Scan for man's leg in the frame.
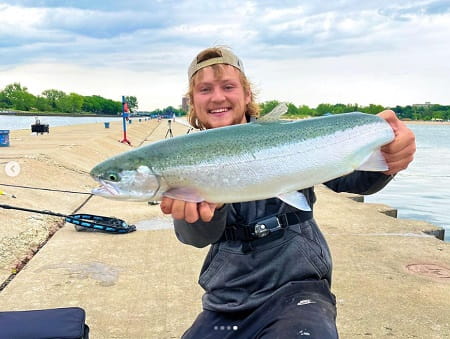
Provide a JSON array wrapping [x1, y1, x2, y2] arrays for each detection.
[[239, 280, 338, 339], [183, 280, 337, 339], [182, 309, 247, 339]]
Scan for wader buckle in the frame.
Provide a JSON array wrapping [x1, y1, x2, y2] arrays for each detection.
[[253, 216, 282, 238]]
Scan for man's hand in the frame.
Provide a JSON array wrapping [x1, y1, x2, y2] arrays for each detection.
[[377, 110, 416, 175], [160, 197, 223, 223]]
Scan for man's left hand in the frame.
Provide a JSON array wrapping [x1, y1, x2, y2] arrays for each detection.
[[377, 110, 416, 175]]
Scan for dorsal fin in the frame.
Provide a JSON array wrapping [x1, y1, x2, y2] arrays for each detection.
[[258, 103, 288, 122]]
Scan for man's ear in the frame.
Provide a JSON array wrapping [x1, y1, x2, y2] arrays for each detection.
[[245, 91, 252, 105]]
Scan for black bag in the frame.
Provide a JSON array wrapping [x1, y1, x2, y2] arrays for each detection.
[[0, 307, 89, 339]]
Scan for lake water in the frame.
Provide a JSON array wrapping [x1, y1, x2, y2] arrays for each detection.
[[365, 123, 450, 241], [0, 114, 122, 131], [0, 115, 122, 132], [1, 116, 449, 241]]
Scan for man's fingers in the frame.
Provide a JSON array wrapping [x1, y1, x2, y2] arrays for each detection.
[[377, 110, 399, 127], [377, 110, 416, 175], [198, 202, 217, 222], [184, 202, 201, 223], [160, 197, 174, 214], [161, 197, 220, 223], [382, 143, 415, 163], [381, 127, 415, 154], [171, 200, 188, 220]]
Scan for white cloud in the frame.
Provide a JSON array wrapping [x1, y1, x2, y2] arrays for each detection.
[[0, 62, 187, 110], [1, 0, 449, 109]]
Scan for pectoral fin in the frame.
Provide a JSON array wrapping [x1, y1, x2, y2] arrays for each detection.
[[163, 188, 204, 203], [357, 149, 389, 171], [278, 191, 312, 211]]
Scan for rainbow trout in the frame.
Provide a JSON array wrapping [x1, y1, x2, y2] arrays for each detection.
[[90, 105, 394, 210]]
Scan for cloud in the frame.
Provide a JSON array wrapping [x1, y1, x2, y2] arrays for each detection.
[[1, 0, 449, 109], [379, 0, 450, 20]]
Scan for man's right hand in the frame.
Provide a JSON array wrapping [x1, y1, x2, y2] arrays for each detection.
[[160, 197, 222, 223]]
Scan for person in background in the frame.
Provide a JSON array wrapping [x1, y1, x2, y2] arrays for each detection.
[[161, 46, 416, 338]]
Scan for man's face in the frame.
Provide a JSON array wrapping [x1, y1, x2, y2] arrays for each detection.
[[192, 65, 251, 129]]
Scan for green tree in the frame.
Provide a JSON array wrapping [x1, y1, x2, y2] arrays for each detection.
[[2, 83, 36, 111], [57, 93, 84, 113], [361, 104, 386, 115], [298, 105, 315, 117], [315, 103, 334, 116], [42, 89, 66, 111], [35, 96, 52, 111], [0, 88, 10, 108], [286, 103, 299, 116], [82, 95, 103, 113], [102, 99, 122, 114], [125, 96, 138, 112], [332, 103, 347, 114]]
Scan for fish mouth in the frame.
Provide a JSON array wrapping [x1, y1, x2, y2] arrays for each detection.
[[92, 179, 120, 197]]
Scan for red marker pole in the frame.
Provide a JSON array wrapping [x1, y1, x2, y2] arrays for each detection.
[[120, 95, 131, 145]]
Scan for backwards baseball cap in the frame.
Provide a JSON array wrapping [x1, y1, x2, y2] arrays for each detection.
[[188, 47, 245, 80]]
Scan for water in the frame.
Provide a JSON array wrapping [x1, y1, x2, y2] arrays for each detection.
[[0, 114, 121, 131], [365, 123, 450, 241]]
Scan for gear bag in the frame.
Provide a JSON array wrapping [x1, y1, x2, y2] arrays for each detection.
[[0, 307, 89, 339]]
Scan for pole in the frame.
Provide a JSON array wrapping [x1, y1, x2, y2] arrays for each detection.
[[120, 95, 131, 145]]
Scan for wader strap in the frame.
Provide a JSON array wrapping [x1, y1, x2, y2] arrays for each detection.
[[219, 212, 312, 242]]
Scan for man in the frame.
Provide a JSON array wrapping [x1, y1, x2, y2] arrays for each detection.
[[161, 47, 416, 338]]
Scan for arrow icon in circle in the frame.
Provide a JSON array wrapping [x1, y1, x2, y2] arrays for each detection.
[[5, 161, 21, 177]]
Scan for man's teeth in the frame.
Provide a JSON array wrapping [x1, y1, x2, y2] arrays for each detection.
[[210, 108, 228, 113]]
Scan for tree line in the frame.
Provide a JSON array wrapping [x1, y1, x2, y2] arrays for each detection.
[[2, 82, 449, 120], [140, 100, 450, 122], [0, 83, 137, 115], [259, 100, 450, 121]]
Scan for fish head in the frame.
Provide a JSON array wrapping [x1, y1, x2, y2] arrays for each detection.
[[90, 155, 162, 201]]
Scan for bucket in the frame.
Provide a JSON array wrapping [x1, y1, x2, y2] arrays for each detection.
[[0, 130, 10, 147], [128, 119, 132, 124], [104, 122, 110, 129]]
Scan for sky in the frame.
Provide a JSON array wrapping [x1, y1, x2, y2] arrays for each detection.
[[1, 0, 449, 111]]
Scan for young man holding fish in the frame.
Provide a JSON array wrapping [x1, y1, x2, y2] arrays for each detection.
[[156, 46, 416, 338]]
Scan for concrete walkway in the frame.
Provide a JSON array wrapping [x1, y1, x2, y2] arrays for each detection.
[[0, 118, 449, 338]]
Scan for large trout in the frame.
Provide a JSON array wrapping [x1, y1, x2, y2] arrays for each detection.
[[90, 105, 394, 211]]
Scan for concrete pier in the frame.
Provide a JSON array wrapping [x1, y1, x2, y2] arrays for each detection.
[[0, 119, 448, 338]]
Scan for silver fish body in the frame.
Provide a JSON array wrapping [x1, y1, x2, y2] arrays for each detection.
[[90, 112, 394, 209]]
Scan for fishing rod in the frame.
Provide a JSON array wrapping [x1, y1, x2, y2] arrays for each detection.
[[0, 204, 136, 234], [0, 183, 91, 195]]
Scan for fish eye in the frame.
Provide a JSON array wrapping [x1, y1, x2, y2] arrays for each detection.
[[106, 172, 120, 182]]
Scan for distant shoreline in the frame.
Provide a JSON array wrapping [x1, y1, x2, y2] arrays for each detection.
[[0, 112, 119, 118], [2, 111, 449, 124], [404, 120, 450, 125]]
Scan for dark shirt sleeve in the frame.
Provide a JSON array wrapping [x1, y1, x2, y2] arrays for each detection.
[[173, 204, 229, 248], [324, 171, 394, 195]]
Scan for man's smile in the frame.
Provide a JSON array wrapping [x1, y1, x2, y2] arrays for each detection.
[[209, 107, 231, 114]]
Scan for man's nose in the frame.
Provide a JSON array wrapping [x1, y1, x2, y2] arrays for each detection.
[[211, 88, 226, 102]]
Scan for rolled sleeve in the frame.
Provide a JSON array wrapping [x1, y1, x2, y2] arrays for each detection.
[[324, 171, 395, 195], [173, 204, 229, 248]]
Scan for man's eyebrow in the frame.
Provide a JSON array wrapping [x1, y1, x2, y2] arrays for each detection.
[[196, 78, 238, 85]]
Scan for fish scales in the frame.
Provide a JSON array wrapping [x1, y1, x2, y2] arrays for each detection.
[[132, 113, 380, 166], [90, 112, 394, 206]]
